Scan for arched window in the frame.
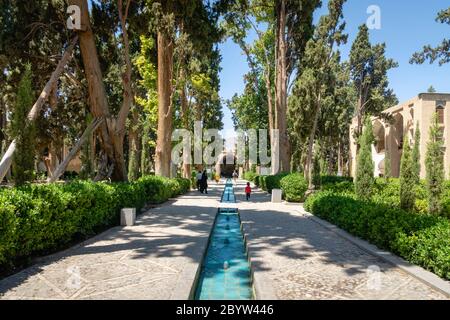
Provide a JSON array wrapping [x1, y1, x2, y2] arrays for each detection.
[[436, 105, 445, 124]]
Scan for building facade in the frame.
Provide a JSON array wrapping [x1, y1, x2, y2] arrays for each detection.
[[350, 93, 450, 179]]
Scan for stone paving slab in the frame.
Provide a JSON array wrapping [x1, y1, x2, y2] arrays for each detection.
[[0, 185, 223, 300], [234, 182, 449, 300]]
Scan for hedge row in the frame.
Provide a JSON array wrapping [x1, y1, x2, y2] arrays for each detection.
[[248, 173, 353, 200], [0, 176, 191, 272], [305, 191, 450, 280]]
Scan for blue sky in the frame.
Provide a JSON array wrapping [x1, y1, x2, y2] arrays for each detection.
[[218, 0, 450, 132]]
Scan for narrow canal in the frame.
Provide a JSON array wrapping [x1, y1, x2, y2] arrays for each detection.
[[194, 180, 254, 300]]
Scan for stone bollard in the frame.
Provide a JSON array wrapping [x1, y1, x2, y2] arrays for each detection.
[[272, 189, 282, 203], [121, 208, 136, 226]]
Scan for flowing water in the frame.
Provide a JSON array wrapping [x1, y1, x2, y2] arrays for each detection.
[[194, 180, 254, 300]]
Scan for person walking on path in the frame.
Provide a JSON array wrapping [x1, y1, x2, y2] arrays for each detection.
[[200, 170, 209, 194], [245, 182, 252, 201], [232, 170, 238, 184], [196, 171, 203, 191]]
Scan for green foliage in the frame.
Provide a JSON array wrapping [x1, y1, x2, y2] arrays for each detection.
[[400, 138, 416, 210], [11, 64, 36, 185], [128, 150, 140, 181], [280, 173, 308, 202], [260, 175, 267, 191], [355, 119, 375, 200], [312, 154, 321, 188], [264, 173, 289, 193], [254, 175, 261, 187], [411, 7, 450, 66], [244, 171, 258, 182], [412, 124, 421, 184], [305, 191, 450, 280], [0, 176, 190, 271], [426, 113, 445, 215], [384, 148, 391, 179], [321, 176, 353, 184], [350, 24, 398, 122]]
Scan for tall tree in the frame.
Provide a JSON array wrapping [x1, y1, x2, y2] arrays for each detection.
[[426, 113, 444, 215], [355, 118, 374, 201], [412, 123, 421, 184], [411, 7, 450, 66], [400, 138, 415, 211], [274, 0, 320, 173], [291, 0, 347, 187], [349, 24, 398, 149], [11, 65, 36, 185]]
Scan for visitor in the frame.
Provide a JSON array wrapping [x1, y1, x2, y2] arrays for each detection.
[[196, 170, 203, 191], [200, 170, 208, 194], [232, 170, 238, 183], [245, 182, 252, 201]]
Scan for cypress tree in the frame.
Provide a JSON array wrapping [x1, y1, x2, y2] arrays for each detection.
[[355, 118, 375, 201], [400, 138, 415, 210], [11, 64, 36, 185], [412, 123, 421, 184], [141, 122, 152, 176], [128, 149, 140, 181], [312, 153, 321, 189], [425, 113, 444, 215], [384, 147, 391, 180]]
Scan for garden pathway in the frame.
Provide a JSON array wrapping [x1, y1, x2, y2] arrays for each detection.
[[1, 180, 448, 300], [0, 183, 223, 300], [235, 181, 448, 300]]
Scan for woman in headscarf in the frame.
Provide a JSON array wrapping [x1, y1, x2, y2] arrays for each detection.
[[200, 170, 208, 194]]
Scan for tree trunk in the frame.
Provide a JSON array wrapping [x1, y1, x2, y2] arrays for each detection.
[[69, 0, 132, 182], [70, 0, 120, 181], [275, 0, 291, 173], [0, 37, 78, 183], [155, 29, 174, 177], [48, 117, 104, 183]]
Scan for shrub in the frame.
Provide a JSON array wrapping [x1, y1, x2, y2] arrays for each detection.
[[254, 175, 261, 187], [412, 123, 421, 185], [0, 176, 189, 272], [305, 191, 450, 280], [264, 173, 289, 193], [260, 176, 268, 191], [400, 138, 416, 210], [426, 113, 444, 215], [280, 173, 308, 202], [321, 176, 353, 185], [244, 171, 257, 182]]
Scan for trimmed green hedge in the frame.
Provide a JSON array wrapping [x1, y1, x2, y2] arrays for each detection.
[[280, 173, 308, 202], [0, 176, 190, 272], [305, 191, 450, 280], [254, 175, 261, 187], [256, 173, 289, 193]]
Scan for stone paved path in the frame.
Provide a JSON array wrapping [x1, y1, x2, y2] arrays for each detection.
[[1, 179, 448, 300], [234, 182, 448, 300], [0, 184, 223, 300]]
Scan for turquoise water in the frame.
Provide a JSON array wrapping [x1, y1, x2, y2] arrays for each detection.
[[221, 183, 236, 203], [194, 181, 254, 300]]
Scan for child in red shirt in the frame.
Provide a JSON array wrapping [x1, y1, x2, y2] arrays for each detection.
[[245, 182, 252, 201]]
